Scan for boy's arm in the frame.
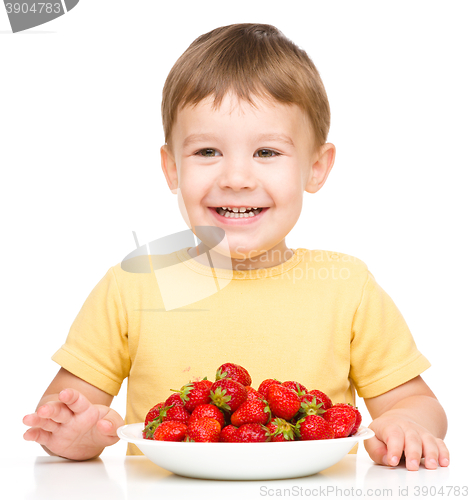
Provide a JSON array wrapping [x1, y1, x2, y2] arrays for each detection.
[[23, 368, 124, 460], [363, 375, 449, 471]]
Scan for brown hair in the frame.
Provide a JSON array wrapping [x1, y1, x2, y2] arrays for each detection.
[[161, 23, 330, 153]]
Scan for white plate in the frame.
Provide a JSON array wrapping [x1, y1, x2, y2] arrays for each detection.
[[117, 423, 375, 480]]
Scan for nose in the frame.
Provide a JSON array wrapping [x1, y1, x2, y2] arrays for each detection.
[[217, 156, 258, 191]]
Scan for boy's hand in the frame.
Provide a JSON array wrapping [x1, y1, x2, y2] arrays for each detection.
[[363, 376, 450, 471], [365, 412, 450, 470], [23, 388, 124, 461]]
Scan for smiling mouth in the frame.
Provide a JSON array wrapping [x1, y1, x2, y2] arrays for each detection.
[[213, 207, 264, 218]]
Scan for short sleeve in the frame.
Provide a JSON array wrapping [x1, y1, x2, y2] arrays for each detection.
[[51, 267, 130, 396], [350, 271, 431, 399]]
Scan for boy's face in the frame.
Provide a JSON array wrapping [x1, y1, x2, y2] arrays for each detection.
[[161, 93, 335, 267]]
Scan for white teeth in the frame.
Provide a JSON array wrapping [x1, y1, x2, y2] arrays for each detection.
[[220, 206, 256, 212], [216, 207, 262, 217]]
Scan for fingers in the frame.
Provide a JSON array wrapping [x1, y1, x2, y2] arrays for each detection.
[[22, 389, 92, 444], [22, 398, 76, 434], [363, 434, 389, 465], [368, 421, 450, 471], [38, 401, 74, 424], [401, 429, 422, 471], [423, 436, 450, 469], [95, 408, 125, 444], [23, 389, 91, 427], [58, 388, 92, 414], [96, 419, 117, 437], [23, 426, 52, 448], [381, 424, 405, 468], [23, 412, 61, 433]]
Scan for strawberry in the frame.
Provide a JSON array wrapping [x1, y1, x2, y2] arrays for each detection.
[[266, 384, 301, 421], [220, 424, 239, 443], [210, 379, 248, 412], [233, 423, 270, 443], [298, 393, 326, 418], [171, 380, 212, 412], [198, 378, 214, 391], [164, 392, 185, 408], [281, 381, 307, 397], [330, 403, 362, 436], [322, 404, 356, 438], [245, 386, 264, 401], [184, 417, 221, 442], [145, 421, 187, 441], [231, 398, 271, 427], [144, 402, 165, 426], [295, 415, 335, 440], [161, 405, 191, 425], [308, 389, 332, 410], [267, 418, 296, 442], [189, 403, 225, 428], [216, 362, 252, 386], [258, 379, 281, 398]]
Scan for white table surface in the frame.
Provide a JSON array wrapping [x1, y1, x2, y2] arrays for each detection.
[[4, 449, 467, 500]]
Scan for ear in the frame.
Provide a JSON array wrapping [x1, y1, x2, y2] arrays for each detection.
[[160, 145, 179, 194], [304, 143, 336, 194]]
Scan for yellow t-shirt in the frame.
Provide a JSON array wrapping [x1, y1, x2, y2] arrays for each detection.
[[52, 248, 431, 455]]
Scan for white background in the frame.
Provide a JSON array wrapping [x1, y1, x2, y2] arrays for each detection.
[[1, 0, 468, 467]]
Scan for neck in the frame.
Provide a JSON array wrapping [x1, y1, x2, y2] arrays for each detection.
[[187, 241, 294, 271]]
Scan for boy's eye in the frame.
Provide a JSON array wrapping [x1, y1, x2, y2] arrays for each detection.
[[195, 148, 280, 158], [196, 148, 220, 157], [256, 149, 279, 158]]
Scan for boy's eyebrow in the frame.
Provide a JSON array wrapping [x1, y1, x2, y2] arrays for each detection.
[[182, 133, 295, 148]]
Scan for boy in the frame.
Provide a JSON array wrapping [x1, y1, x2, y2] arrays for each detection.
[[23, 23, 449, 471]]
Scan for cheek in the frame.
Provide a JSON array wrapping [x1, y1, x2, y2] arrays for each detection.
[[270, 174, 304, 207], [179, 174, 212, 207]]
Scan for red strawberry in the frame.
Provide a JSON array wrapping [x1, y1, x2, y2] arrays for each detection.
[[216, 363, 252, 386], [298, 393, 326, 417], [322, 404, 356, 438], [198, 378, 214, 391], [266, 384, 301, 421], [245, 386, 264, 401], [258, 379, 281, 398], [267, 418, 296, 442], [231, 399, 271, 427], [161, 405, 191, 425], [144, 402, 165, 426], [189, 404, 225, 428], [330, 403, 362, 436], [171, 380, 212, 412], [145, 421, 187, 441], [308, 389, 332, 410], [233, 423, 270, 443], [184, 417, 221, 442], [220, 424, 239, 443], [210, 379, 248, 412], [164, 393, 185, 408], [295, 415, 335, 440], [282, 381, 307, 397]]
